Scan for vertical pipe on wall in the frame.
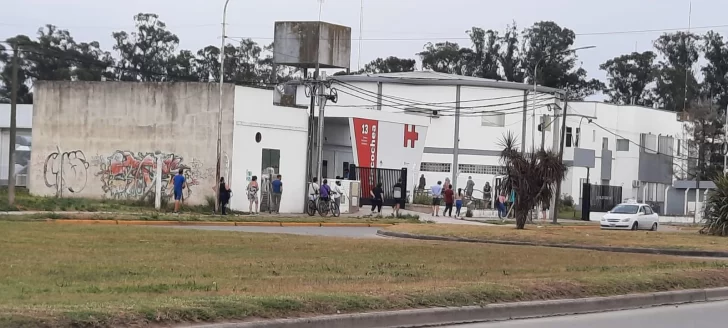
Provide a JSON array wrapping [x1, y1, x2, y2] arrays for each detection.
[[452, 85, 461, 190]]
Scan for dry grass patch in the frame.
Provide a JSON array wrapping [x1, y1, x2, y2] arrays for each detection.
[[386, 224, 728, 251], [1, 222, 728, 327]]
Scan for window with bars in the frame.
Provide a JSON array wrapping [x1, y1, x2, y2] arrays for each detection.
[[458, 164, 507, 175], [420, 162, 452, 173]]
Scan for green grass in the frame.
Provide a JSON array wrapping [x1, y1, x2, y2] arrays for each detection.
[[386, 224, 728, 252], [2, 222, 728, 327]]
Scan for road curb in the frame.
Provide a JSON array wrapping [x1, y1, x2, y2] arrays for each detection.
[[377, 230, 728, 258], [44, 219, 393, 228], [187, 287, 728, 328]]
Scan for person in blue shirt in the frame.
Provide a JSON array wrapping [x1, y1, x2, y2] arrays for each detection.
[[271, 175, 283, 214], [167, 168, 187, 214], [319, 179, 331, 201]]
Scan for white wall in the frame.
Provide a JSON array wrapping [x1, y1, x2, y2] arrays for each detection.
[[231, 86, 308, 213]]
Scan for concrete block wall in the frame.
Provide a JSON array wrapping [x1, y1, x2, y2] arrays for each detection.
[[30, 81, 235, 205]]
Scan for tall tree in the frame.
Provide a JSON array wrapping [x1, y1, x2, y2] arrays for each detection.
[[521, 21, 603, 99], [462, 27, 501, 79], [362, 56, 416, 74], [499, 22, 524, 83], [652, 32, 700, 112], [702, 31, 728, 111], [418, 41, 467, 74], [112, 13, 180, 81], [73, 41, 116, 81], [600, 51, 657, 106], [195, 45, 220, 82], [166, 50, 200, 82], [0, 36, 33, 104]]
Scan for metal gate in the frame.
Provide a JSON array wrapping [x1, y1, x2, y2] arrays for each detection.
[[585, 183, 622, 212], [352, 167, 408, 207]]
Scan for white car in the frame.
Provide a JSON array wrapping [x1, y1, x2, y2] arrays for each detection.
[[600, 202, 659, 231]]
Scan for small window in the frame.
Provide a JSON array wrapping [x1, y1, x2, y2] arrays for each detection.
[[482, 112, 505, 127], [677, 139, 682, 156], [602, 137, 609, 150], [566, 127, 573, 147], [616, 139, 630, 152], [575, 128, 581, 147], [592, 130, 596, 142]]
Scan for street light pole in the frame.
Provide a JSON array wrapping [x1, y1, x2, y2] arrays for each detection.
[[216, 0, 231, 214]]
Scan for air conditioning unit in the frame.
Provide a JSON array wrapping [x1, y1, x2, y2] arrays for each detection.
[[632, 180, 641, 188]]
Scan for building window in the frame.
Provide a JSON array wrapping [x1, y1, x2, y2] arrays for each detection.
[[566, 127, 573, 147], [592, 130, 596, 142], [641, 133, 657, 153], [458, 164, 506, 175], [616, 139, 629, 152], [420, 162, 451, 173], [602, 137, 609, 150], [481, 112, 505, 127], [658, 135, 673, 155], [677, 139, 682, 156]]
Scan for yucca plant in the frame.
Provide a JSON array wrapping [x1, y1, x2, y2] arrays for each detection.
[[701, 174, 728, 236], [499, 132, 567, 229]]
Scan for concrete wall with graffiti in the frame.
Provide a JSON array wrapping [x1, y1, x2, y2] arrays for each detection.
[[29, 81, 235, 205]]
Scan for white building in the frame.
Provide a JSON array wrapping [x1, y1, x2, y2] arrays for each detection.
[[22, 73, 690, 215], [0, 104, 32, 186]]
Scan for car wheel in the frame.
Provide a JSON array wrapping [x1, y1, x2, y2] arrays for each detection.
[[631, 222, 639, 231], [651, 222, 658, 231]]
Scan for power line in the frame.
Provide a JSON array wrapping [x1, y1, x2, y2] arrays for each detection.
[[332, 79, 555, 111], [588, 120, 689, 161], [332, 86, 553, 117], [225, 23, 728, 42]]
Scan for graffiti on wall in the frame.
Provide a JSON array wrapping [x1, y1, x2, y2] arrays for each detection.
[[44, 148, 90, 197], [95, 151, 201, 200]]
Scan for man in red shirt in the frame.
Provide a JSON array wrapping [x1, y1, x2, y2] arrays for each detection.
[[443, 185, 455, 217]]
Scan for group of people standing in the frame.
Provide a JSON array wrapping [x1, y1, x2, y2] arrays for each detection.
[[429, 180, 466, 218], [210, 174, 285, 215]]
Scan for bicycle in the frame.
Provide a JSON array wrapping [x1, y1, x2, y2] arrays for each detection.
[[316, 197, 340, 217], [306, 196, 319, 216]]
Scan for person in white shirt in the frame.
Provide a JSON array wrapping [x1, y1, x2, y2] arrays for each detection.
[[332, 180, 345, 208], [308, 177, 320, 201]]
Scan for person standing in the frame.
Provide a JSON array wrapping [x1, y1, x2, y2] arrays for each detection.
[[430, 181, 443, 217], [497, 193, 507, 218], [443, 177, 451, 191], [370, 182, 384, 215], [246, 176, 259, 214], [483, 182, 492, 209], [443, 185, 455, 217], [466, 176, 475, 198], [271, 175, 283, 214], [418, 174, 426, 190], [212, 177, 231, 215], [308, 177, 320, 201], [392, 178, 403, 217], [455, 188, 464, 218], [332, 180, 345, 210], [168, 168, 187, 214]]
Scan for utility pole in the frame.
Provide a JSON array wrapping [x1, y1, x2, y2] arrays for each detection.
[[552, 89, 569, 224], [452, 85, 461, 189], [540, 114, 546, 150], [8, 46, 19, 205], [520, 91, 528, 154], [315, 81, 327, 182]]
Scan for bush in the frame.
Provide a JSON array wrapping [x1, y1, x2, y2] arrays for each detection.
[[701, 175, 728, 236], [560, 194, 574, 209], [413, 192, 432, 205]]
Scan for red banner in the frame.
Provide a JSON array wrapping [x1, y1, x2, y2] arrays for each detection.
[[352, 118, 379, 169]]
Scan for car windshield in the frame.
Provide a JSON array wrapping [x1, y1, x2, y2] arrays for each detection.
[[610, 204, 639, 214]]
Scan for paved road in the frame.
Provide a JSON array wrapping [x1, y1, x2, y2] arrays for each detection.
[[444, 301, 728, 328], [168, 226, 382, 238]]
